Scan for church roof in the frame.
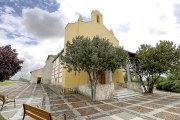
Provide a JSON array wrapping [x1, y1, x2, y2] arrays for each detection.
[[30, 68, 43, 73], [46, 55, 56, 61], [91, 10, 102, 15]]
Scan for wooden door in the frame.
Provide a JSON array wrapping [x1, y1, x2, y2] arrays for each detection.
[[98, 71, 105, 84]]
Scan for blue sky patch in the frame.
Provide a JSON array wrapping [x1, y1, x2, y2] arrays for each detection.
[[0, 0, 60, 16], [23, 40, 38, 46], [117, 23, 130, 33], [0, 0, 59, 46]]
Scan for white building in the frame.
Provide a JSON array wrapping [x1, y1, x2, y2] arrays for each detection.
[[30, 55, 55, 84]]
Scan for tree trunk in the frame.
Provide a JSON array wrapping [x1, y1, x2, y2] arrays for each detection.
[[148, 79, 154, 93], [138, 75, 148, 93], [88, 71, 98, 102], [148, 83, 154, 93], [91, 80, 97, 102]]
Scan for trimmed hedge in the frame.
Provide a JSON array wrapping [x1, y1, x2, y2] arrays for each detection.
[[156, 80, 180, 93]]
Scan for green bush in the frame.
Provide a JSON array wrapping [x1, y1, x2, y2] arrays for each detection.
[[156, 82, 164, 90], [167, 72, 180, 81], [171, 80, 180, 93], [156, 76, 166, 85], [156, 80, 180, 93]]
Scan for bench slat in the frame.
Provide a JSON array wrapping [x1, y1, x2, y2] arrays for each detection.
[[1, 94, 16, 111], [0, 95, 5, 102], [23, 104, 50, 119], [26, 111, 45, 120]]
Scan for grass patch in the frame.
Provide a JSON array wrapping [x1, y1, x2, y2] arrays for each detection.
[[0, 80, 16, 86], [0, 114, 5, 120]]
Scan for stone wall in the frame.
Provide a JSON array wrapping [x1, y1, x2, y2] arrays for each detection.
[[48, 84, 79, 95], [127, 81, 143, 93], [48, 84, 64, 95], [47, 82, 115, 100], [78, 83, 114, 100], [42, 56, 54, 84]]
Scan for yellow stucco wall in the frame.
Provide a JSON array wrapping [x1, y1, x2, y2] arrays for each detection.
[[112, 69, 124, 83], [53, 10, 124, 88], [65, 22, 119, 48], [62, 70, 88, 88]]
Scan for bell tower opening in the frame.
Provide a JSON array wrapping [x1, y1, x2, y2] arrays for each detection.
[[97, 15, 100, 23], [91, 10, 103, 24]]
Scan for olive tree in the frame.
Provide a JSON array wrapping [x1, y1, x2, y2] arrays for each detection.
[[61, 36, 128, 101]]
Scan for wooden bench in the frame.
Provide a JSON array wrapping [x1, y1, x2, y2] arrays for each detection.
[[23, 104, 66, 120], [0, 94, 16, 111]]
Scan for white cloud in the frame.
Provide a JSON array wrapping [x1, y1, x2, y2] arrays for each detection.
[[0, 14, 22, 32], [0, 8, 65, 80], [21, 8, 67, 40], [57, 0, 180, 52], [12, 39, 64, 79], [0, 6, 15, 14], [1, 0, 180, 79], [0, 32, 64, 79], [173, 3, 180, 24]]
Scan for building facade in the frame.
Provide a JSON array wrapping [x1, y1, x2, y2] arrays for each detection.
[[51, 10, 124, 100], [42, 55, 56, 84], [30, 68, 44, 84], [30, 55, 55, 84]]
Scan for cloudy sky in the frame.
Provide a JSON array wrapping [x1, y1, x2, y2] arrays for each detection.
[[0, 0, 180, 79]]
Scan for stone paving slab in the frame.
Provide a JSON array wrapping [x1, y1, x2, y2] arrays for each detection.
[[154, 111, 180, 120], [97, 104, 118, 111], [1, 82, 180, 120], [140, 103, 164, 109], [166, 107, 180, 114], [77, 107, 100, 116], [113, 102, 132, 107], [0, 84, 45, 120], [95, 112, 146, 120], [127, 106, 154, 114]]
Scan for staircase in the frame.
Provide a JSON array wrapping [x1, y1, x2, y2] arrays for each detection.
[[112, 88, 142, 100]]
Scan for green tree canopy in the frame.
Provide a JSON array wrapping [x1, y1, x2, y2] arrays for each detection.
[[61, 36, 128, 101], [135, 40, 180, 93]]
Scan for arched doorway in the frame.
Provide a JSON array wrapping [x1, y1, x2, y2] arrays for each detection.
[[37, 77, 41, 84]]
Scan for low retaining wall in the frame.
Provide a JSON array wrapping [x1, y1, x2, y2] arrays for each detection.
[[47, 83, 115, 100], [78, 83, 114, 100], [48, 84, 64, 95], [127, 81, 143, 93], [48, 84, 79, 95]]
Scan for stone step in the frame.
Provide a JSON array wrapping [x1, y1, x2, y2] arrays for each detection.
[[113, 93, 141, 97], [116, 96, 142, 101], [113, 91, 139, 95], [112, 89, 142, 99], [113, 93, 142, 99]]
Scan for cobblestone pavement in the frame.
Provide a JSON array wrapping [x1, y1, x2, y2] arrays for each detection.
[[0, 82, 180, 120], [0, 83, 45, 120]]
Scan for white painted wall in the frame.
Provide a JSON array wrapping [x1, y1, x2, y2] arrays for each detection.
[[30, 68, 43, 83]]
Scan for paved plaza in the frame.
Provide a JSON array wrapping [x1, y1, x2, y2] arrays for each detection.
[[0, 82, 180, 120]]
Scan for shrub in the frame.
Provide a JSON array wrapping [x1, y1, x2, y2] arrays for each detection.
[[156, 82, 164, 90], [167, 72, 180, 81], [156, 80, 180, 93], [156, 76, 166, 85], [171, 80, 180, 93]]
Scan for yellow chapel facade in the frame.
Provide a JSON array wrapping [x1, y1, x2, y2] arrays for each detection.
[[51, 10, 124, 98]]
